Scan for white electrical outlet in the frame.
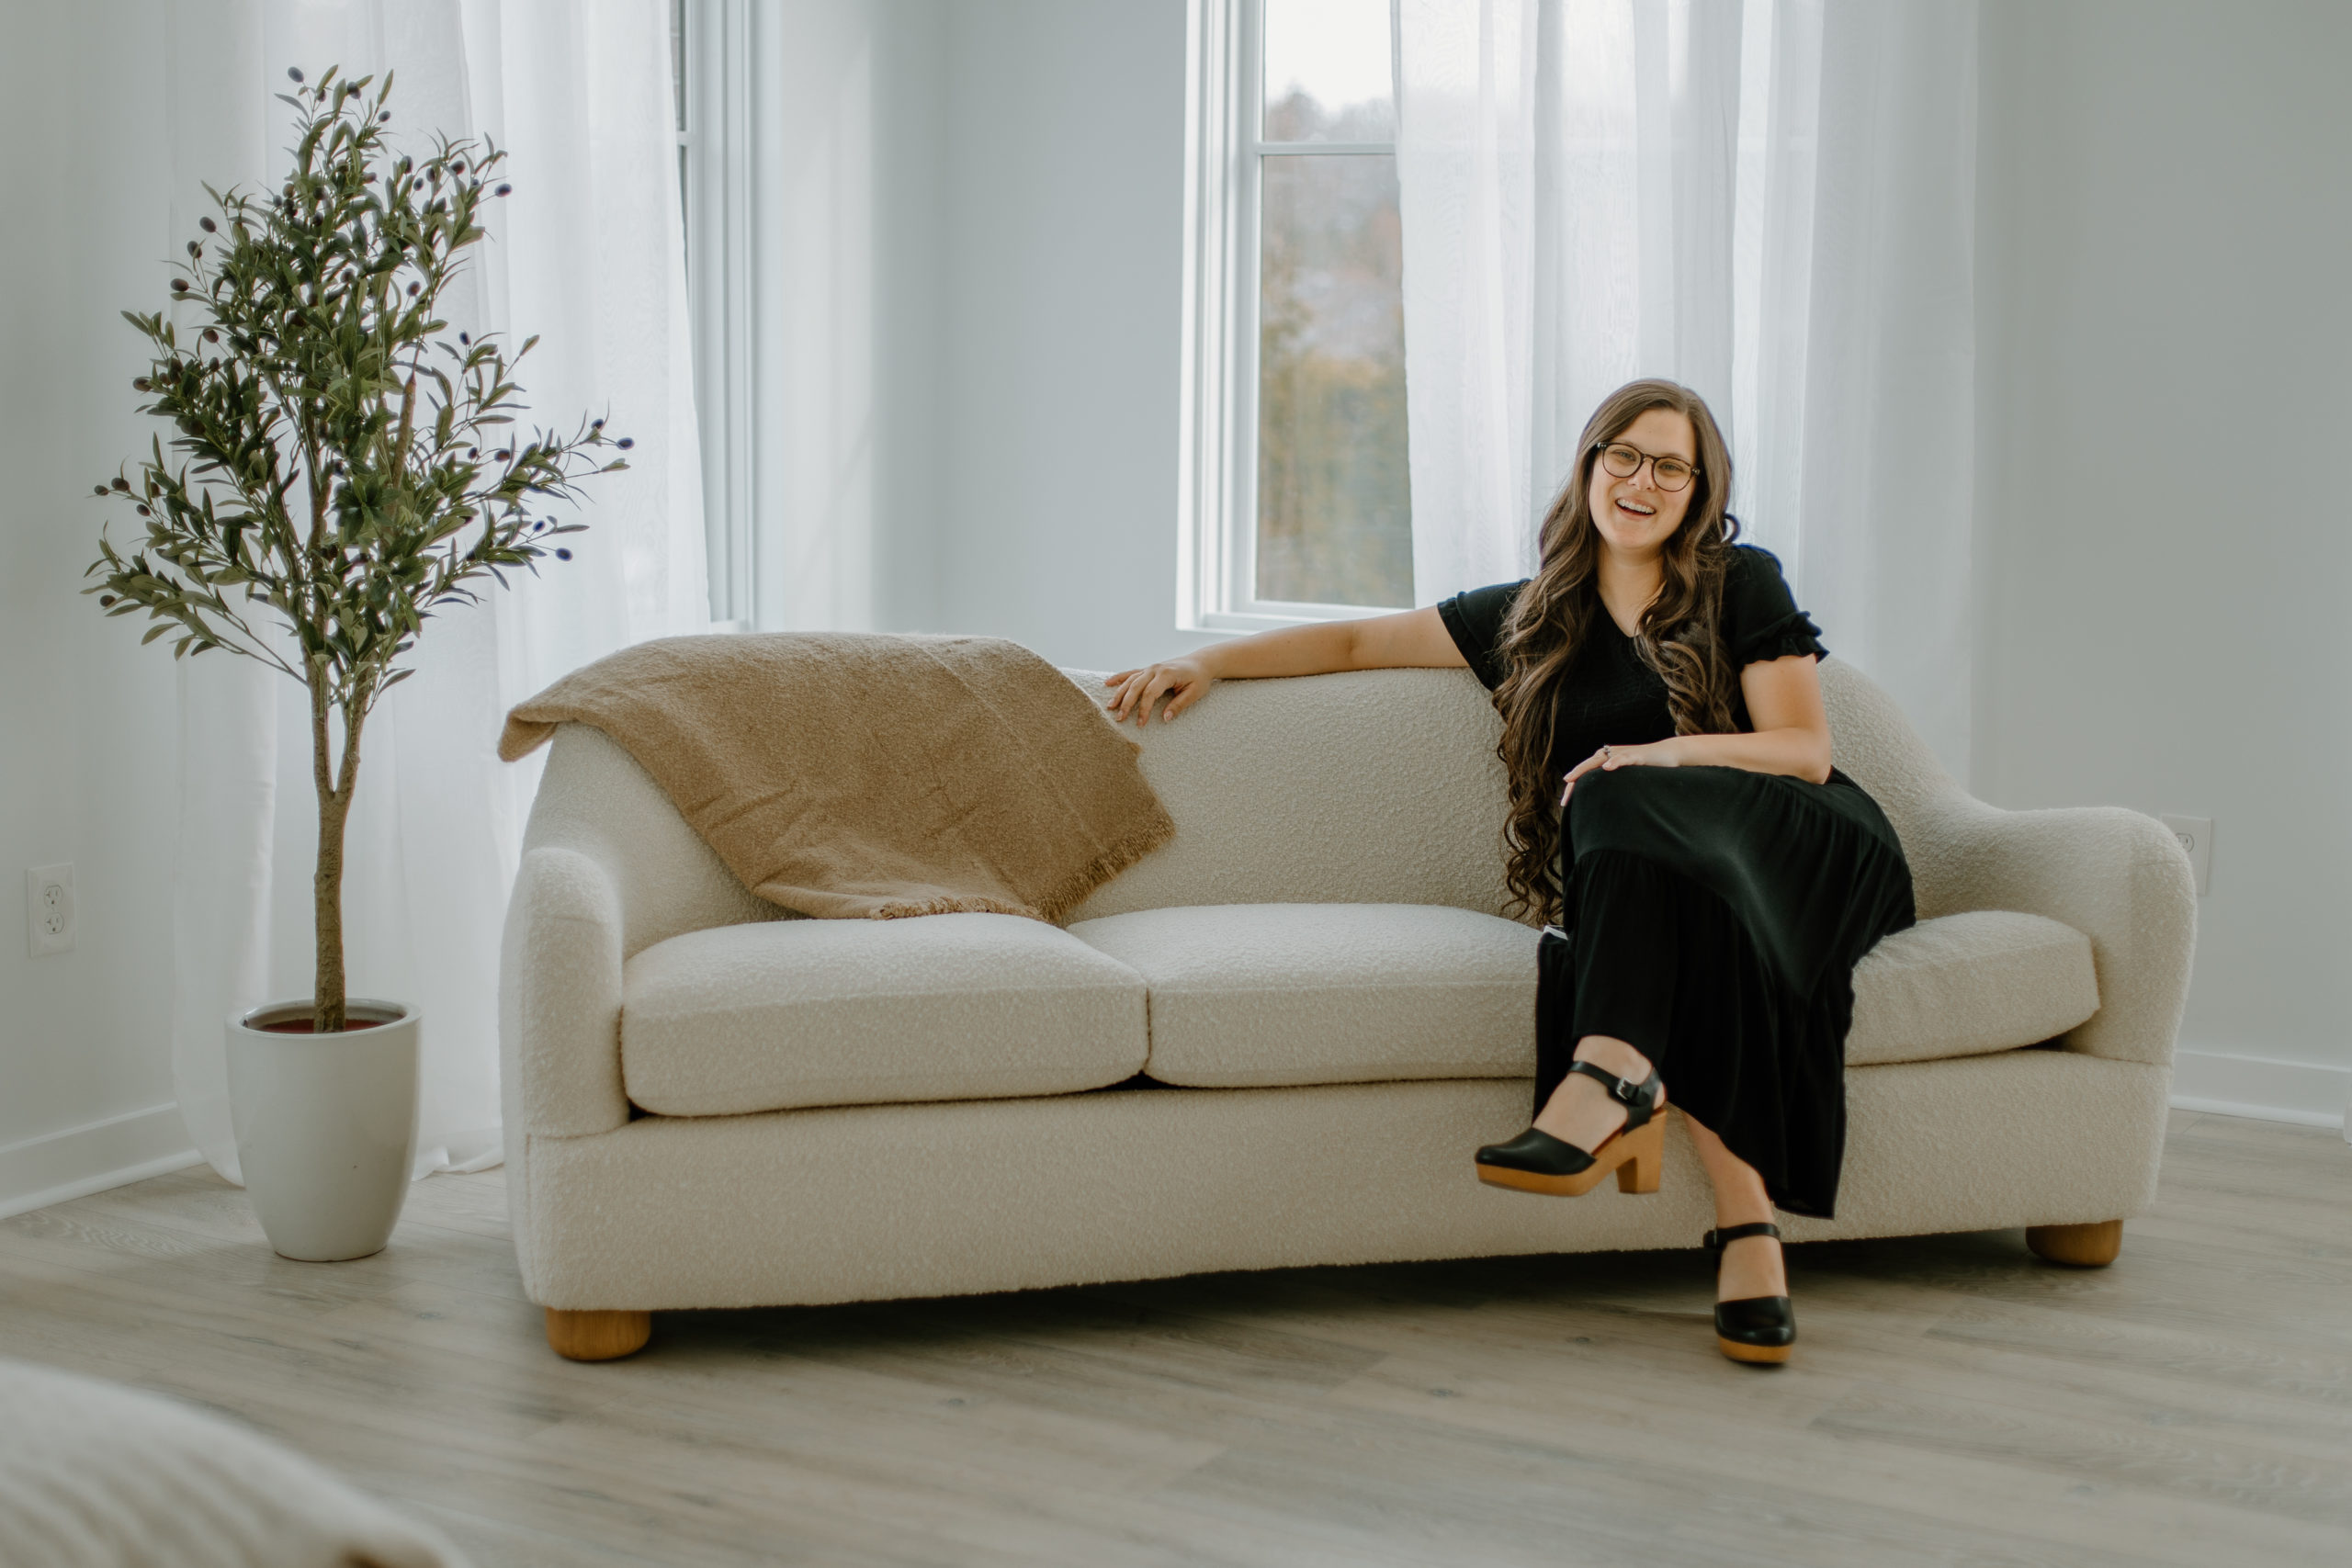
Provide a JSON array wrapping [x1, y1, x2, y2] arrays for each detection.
[[2159, 816, 2211, 897], [26, 863, 75, 956]]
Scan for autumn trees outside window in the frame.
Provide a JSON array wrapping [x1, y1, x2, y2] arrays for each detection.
[[1182, 0, 1413, 633]]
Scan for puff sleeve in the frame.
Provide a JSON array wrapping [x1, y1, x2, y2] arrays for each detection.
[[1722, 546, 1827, 668], [1437, 580, 1530, 692]]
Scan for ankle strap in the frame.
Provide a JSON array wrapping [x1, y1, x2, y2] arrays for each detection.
[[1703, 1223, 1781, 1253], [1566, 1058, 1660, 1110]]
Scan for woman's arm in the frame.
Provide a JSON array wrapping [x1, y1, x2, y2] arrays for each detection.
[[1559, 654, 1833, 801], [1695, 654, 1834, 780], [1105, 606, 1465, 725]]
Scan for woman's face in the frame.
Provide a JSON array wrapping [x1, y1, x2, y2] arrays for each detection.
[[1587, 407, 1700, 559]]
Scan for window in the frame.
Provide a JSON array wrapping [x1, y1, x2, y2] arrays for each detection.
[[1179, 0, 1412, 633]]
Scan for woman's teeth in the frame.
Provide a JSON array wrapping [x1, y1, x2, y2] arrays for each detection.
[[1616, 499, 1656, 516]]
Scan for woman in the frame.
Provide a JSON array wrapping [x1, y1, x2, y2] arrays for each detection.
[[1104, 378, 1915, 1366]]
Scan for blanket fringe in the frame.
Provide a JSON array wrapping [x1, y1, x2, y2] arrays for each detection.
[[1034, 815, 1178, 926], [867, 895, 1039, 920], [860, 813, 1175, 926]]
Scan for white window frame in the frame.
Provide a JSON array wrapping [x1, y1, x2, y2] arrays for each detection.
[[1176, 0, 1407, 635], [680, 0, 759, 630]]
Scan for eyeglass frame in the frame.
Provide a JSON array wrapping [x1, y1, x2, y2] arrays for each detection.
[[1590, 440, 1701, 493]]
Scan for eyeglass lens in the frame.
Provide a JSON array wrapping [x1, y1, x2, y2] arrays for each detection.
[[1599, 442, 1694, 491]]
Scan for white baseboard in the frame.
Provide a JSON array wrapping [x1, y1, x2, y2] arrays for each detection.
[[2170, 1046, 2350, 1134], [0, 1104, 204, 1221]]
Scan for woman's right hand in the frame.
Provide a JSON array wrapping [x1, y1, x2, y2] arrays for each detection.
[[1104, 658, 1212, 726]]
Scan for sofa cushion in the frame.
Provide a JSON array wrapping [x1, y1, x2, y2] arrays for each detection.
[[1067, 902, 2094, 1089], [1067, 903, 1540, 1088], [1846, 909, 2099, 1066], [621, 912, 1148, 1116]]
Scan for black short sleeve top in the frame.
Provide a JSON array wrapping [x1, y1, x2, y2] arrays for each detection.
[[1436, 544, 1827, 778]]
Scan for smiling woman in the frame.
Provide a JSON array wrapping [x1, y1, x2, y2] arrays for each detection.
[[1109, 377, 1918, 1367]]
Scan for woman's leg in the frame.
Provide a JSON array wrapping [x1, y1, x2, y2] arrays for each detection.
[[1531, 1032, 1656, 1154], [1534, 842, 1676, 1156], [1682, 1110, 1787, 1300]]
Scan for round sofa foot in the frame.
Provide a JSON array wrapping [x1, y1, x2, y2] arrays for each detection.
[[546, 1306, 652, 1360], [2026, 1219, 2123, 1268]]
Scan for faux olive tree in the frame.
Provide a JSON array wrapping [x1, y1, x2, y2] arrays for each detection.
[[89, 67, 629, 1033]]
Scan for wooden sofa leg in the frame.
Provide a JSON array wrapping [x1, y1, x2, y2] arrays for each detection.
[[546, 1307, 652, 1360], [2026, 1220, 2123, 1268]]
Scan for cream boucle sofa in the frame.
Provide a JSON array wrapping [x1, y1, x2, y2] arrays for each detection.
[[499, 659, 2195, 1359]]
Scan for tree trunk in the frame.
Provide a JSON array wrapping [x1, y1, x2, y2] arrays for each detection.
[[310, 676, 365, 1034], [313, 796, 350, 1034]]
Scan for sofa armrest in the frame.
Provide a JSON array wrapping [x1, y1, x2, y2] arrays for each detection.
[[1914, 801, 2196, 1066], [500, 844, 630, 1138]]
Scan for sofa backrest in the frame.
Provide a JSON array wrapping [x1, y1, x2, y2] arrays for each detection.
[[519, 654, 1959, 954], [1812, 656, 1967, 869], [1062, 666, 1517, 922]]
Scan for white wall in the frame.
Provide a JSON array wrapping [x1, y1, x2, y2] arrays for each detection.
[[928, 0, 1217, 673], [1975, 0, 2352, 1110], [0, 0, 198, 1209], [746, 0, 1204, 674], [747, 0, 946, 636]]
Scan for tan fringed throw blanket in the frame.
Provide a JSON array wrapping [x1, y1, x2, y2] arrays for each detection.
[[499, 633, 1173, 923]]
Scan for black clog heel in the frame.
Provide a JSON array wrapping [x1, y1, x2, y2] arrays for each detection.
[[1475, 1060, 1666, 1198], [1705, 1222, 1795, 1364]]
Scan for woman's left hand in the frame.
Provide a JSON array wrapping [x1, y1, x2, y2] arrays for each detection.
[[1559, 739, 1682, 807]]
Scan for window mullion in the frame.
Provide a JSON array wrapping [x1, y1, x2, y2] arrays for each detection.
[[1230, 25, 1263, 630], [1176, 0, 1238, 633]]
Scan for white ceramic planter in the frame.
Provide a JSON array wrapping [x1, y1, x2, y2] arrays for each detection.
[[225, 998, 421, 1261]]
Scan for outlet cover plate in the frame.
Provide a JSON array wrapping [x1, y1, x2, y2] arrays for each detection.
[[27, 863, 74, 956], [2159, 816, 2211, 897]]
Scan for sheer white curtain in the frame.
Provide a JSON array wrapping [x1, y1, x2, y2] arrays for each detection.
[[163, 0, 707, 1182], [1396, 0, 1978, 773]]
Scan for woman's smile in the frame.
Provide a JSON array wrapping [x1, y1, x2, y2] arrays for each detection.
[[1597, 481, 1673, 546]]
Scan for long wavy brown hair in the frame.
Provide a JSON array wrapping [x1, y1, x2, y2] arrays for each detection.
[[1495, 379, 1741, 925]]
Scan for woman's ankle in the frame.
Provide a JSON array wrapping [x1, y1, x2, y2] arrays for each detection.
[[1713, 1226, 1788, 1299], [1571, 1033, 1652, 1083]]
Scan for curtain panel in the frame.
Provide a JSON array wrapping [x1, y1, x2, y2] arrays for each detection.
[[164, 0, 708, 1182], [1395, 0, 1978, 774]]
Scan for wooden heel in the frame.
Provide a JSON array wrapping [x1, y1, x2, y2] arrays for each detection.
[[546, 1307, 652, 1360], [2027, 1220, 2123, 1268], [1613, 1116, 1665, 1194], [1717, 1337, 1792, 1365]]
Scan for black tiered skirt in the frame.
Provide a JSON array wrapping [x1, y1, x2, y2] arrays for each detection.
[[1538, 764, 1917, 1218]]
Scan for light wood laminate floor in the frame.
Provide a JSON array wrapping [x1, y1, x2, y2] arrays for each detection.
[[2, 1109, 2347, 1566]]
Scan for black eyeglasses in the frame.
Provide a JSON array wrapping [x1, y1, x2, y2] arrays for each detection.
[[1593, 441, 1699, 493]]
